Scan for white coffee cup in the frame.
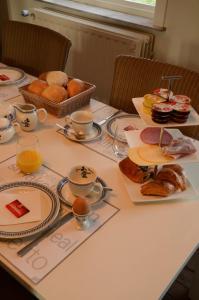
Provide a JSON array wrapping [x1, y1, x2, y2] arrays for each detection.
[[65, 111, 93, 136], [68, 165, 103, 198]]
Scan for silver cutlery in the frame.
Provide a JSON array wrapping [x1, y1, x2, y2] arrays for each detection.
[[17, 212, 73, 257], [97, 110, 122, 126], [56, 123, 85, 139]]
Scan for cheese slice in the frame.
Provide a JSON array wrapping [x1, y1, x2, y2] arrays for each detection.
[[138, 145, 173, 164], [128, 147, 149, 166], [128, 145, 173, 166]]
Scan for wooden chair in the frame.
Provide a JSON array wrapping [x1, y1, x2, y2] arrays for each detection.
[[1, 20, 72, 76], [109, 55, 199, 139]]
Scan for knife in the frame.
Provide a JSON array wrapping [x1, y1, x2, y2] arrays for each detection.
[[17, 212, 73, 257], [97, 110, 122, 126]]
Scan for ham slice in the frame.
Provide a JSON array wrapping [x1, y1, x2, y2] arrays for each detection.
[[140, 127, 173, 145], [162, 138, 197, 158]]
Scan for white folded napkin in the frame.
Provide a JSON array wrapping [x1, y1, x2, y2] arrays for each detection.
[[0, 190, 42, 225]]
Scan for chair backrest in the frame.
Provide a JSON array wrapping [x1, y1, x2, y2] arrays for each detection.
[[1, 20, 72, 76], [109, 55, 199, 139]]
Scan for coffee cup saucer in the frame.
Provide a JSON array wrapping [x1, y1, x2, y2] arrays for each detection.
[[57, 176, 109, 207], [63, 122, 102, 142]]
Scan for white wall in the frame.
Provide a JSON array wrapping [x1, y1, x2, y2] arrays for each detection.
[[154, 0, 199, 73]]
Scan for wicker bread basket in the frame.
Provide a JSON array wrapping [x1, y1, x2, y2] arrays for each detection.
[[19, 80, 96, 118]]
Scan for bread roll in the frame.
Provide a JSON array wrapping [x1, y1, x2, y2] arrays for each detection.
[[27, 80, 48, 95], [41, 84, 68, 103], [67, 78, 85, 97], [38, 72, 49, 81], [46, 71, 68, 87]]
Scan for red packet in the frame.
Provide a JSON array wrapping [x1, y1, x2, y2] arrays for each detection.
[[6, 200, 30, 218], [0, 74, 10, 81]]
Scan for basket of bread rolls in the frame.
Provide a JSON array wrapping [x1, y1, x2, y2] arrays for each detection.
[[19, 71, 96, 117]]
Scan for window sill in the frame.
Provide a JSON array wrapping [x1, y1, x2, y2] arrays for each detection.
[[36, 0, 165, 31]]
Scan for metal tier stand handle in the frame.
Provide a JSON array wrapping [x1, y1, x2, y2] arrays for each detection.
[[158, 75, 183, 147], [161, 75, 183, 100]]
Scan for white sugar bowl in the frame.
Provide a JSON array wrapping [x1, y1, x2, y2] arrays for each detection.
[[0, 117, 20, 143], [0, 103, 16, 121]]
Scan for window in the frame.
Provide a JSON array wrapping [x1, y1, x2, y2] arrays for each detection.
[[69, 0, 167, 27]]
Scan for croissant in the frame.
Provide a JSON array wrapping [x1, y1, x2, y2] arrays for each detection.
[[156, 168, 185, 191], [119, 157, 153, 183], [141, 180, 175, 197], [162, 164, 186, 186]]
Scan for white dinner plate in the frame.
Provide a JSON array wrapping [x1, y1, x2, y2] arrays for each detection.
[[0, 181, 60, 239], [57, 177, 109, 207], [106, 114, 146, 143], [0, 67, 26, 86], [63, 122, 102, 142], [119, 169, 198, 203], [132, 97, 199, 127]]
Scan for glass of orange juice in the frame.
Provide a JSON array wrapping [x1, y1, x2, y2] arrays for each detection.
[[16, 134, 43, 174]]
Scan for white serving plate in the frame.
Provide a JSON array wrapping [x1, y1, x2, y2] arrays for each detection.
[[119, 167, 198, 203], [132, 97, 199, 127]]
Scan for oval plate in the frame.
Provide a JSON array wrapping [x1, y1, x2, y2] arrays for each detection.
[[0, 67, 26, 86], [63, 122, 102, 143], [0, 181, 60, 239], [106, 114, 146, 143], [57, 177, 109, 207]]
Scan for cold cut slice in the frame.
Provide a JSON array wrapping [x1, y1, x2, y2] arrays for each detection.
[[140, 127, 173, 145]]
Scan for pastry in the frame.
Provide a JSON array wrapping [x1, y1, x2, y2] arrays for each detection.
[[162, 164, 186, 185], [119, 157, 153, 183], [141, 180, 175, 197], [46, 71, 68, 87], [27, 79, 48, 95], [156, 168, 185, 191], [41, 84, 68, 103]]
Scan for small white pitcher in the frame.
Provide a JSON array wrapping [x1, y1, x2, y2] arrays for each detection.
[[14, 103, 47, 132]]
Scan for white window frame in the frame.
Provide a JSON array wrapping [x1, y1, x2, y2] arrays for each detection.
[[69, 0, 168, 27]]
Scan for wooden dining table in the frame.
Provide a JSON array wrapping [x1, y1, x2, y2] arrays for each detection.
[[1, 87, 199, 300]]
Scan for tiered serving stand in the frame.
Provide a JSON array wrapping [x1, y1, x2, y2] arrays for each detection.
[[120, 87, 199, 203]]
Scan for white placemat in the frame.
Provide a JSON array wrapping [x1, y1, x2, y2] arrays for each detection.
[[0, 156, 119, 284]]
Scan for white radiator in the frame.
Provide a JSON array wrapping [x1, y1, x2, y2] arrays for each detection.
[[33, 7, 154, 103]]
